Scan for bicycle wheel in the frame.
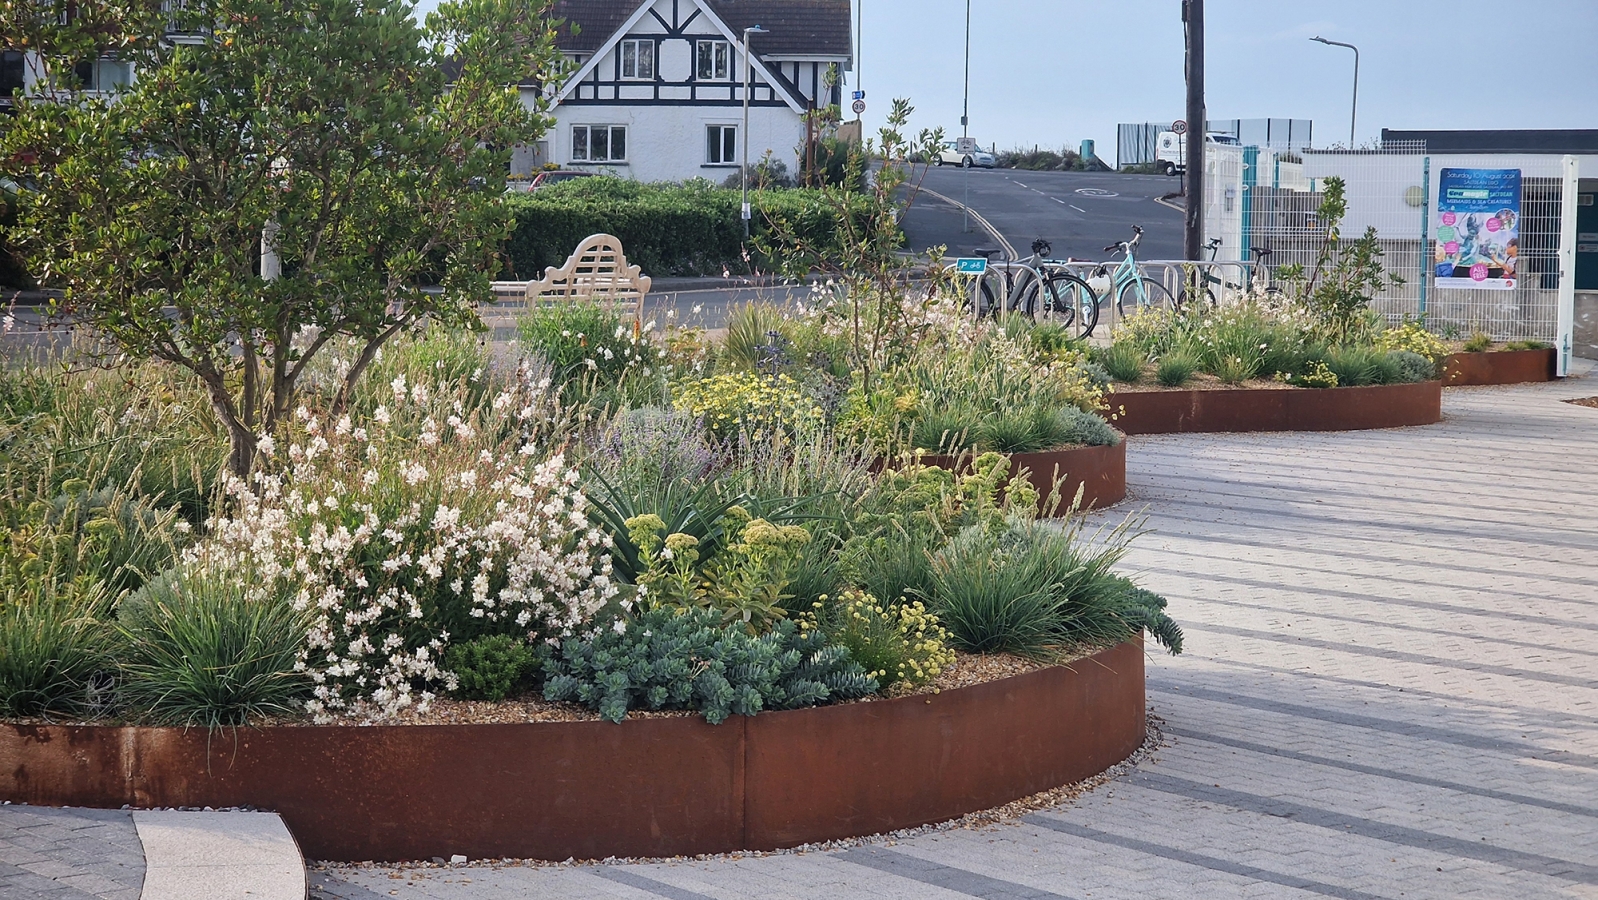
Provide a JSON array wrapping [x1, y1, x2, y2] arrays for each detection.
[[1031, 272, 1100, 338], [968, 274, 1003, 318], [1116, 276, 1176, 318]]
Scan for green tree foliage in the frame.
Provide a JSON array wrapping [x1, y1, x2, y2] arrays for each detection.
[[0, 0, 566, 474]]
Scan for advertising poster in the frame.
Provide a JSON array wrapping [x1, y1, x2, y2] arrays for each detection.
[[1434, 168, 1521, 290]]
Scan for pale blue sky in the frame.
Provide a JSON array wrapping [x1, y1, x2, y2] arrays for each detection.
[[416, 0, 1598, 158]]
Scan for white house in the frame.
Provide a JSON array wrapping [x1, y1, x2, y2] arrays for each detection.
[[518, 0, 853, 183]]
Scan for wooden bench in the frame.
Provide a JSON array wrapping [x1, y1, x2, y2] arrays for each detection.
[[484, 233, 650, 335]]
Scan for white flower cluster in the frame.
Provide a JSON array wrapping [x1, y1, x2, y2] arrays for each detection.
[[191, 375, 616, 722]]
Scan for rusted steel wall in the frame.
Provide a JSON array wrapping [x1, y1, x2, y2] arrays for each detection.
[[922, 442, 1128, 513], [1443, 349, 1556, 386], [1109, 381, 1442, 435], [1, 643, 1146, 862]]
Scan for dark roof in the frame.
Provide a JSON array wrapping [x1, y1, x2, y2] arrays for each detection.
[[551, 0, 851, 61], [1381, 128, 1598, 155]]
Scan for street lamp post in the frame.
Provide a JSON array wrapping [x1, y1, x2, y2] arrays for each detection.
[[1311, 36, 1359, 148], [742, 24, 768, 239], [961, 0, 971, 232]]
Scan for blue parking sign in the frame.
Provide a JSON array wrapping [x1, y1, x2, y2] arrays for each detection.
[[955, 257, 987, 274]]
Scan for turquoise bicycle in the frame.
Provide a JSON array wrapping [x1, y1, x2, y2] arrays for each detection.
[[1092, 226, 1175, 317]]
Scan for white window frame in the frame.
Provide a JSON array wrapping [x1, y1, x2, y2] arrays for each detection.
[[705, 124, 738, 166], [571, 125, 628, 164], [619, 39, 655, 80], [696, 40, 731, 81]]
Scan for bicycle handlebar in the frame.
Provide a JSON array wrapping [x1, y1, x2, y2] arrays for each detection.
[[1104, 226, 1145, 256]]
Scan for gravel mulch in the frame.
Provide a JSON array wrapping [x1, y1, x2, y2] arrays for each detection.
[[1565, 396, 1598, 409]]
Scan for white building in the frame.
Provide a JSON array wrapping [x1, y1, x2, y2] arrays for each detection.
[[519, 0, 853, 183]]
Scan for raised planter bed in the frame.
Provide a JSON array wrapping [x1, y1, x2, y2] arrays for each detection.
[[1442, 348, 1556, 386], [0, 641, 1145, 863], [920, 441, 1127, 514], [1107, 381, 1442, 435]]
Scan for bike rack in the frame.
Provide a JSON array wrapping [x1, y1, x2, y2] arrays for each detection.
[[1138, 260, 1255, 307]]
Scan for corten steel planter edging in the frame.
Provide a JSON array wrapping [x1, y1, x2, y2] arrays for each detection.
[[0, 641, 1146, 863], [1442, 349, 1556, 386], [1107, 381, 1442, 435], [919, 441, 1127, 514]]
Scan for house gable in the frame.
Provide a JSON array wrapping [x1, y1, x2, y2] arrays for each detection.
[[551, 0, 847, 112]]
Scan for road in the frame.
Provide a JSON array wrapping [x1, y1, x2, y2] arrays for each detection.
[[902, 166, 1185, 262]]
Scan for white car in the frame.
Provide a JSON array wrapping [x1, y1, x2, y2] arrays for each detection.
[[935, 140, 996, 168]]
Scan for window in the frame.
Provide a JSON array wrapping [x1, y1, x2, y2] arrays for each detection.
[[706, 125, 737, 165], [572, 125, 627, 163], [71, 56, 133, 92], [1, 52, 24, 98], [696, 40, 731, 80], [620, 39, 654, 80]]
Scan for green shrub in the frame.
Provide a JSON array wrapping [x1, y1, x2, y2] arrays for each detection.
[[0, 585, 117, 717], [503, 179, 866, 278], [672, 373, 824, 440], [802, 590, 955, 689], [1097, 343, 1146, 383], [117, 570, 312, 727], [1375, 320, 1449, 365], [1388, 351, 1435, 384], [1155, 351, 1199, 387], [1463, 331, 1493, 353], [1503, 339, 1549, 351], [445, 635, 540, 701], [627, 510, 811, 632], [518, 301, 666, 399], [1287, 360, 1340, 388], [541, 607, 877, 723]]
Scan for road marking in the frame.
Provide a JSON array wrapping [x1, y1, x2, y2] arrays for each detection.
[[1070, 204, 1088, 213], [1075, 187, 1119, 197], [917, 185, 1017, 259]]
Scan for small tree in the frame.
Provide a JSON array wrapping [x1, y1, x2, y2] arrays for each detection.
[[755, 97, 945, 385], [1, 0, 564, 475], [1279, 176, 1404, 343]]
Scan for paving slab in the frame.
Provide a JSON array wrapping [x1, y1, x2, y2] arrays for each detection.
[[132, 811, 304, 900]]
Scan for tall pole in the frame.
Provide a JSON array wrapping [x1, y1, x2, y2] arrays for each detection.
[[855, 0, 862, 122], [1311, 37, 1359, 147], [742, 26, 766, 238], [961, 0, 971, 233], [1183, 0, 1205, 261]]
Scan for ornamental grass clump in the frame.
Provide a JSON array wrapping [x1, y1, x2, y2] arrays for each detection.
[[924, 515, 1182, 659], [191, 371, 618, 721], [847, 333, 1113, 456], [0, 583, 117, 718], [117, 568, 312, 728]]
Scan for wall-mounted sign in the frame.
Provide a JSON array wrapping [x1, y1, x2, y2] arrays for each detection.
[[955, 257, 988, 274], [1434, 168, 1521, 291]]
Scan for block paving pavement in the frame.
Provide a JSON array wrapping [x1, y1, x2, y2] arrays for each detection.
[[313, 376, 1598, 899], [0, 806, 143, 900]]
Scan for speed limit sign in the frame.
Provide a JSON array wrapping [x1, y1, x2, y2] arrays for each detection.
[[1172, 119, 1188, 135], [851, 98, 866, 115]]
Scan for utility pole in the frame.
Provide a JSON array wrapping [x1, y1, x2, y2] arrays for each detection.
[[741, 25, 767, 239], [1182, 0, 1204, 261]]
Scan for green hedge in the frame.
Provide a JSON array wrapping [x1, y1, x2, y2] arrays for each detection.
[[503, 178, 863, 279]]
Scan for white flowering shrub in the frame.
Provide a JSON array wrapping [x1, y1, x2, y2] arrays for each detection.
[[191, 370, 618, 721]]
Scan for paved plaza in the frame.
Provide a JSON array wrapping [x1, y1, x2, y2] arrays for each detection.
[[314, 376, 1598, 900], [4, 375, 1596, 900]]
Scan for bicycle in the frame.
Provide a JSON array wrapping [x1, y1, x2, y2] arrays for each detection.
[[1089, 226, 1175, 319], [1179, 238, 1283, 307], [970, 239, 1100, 338]]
